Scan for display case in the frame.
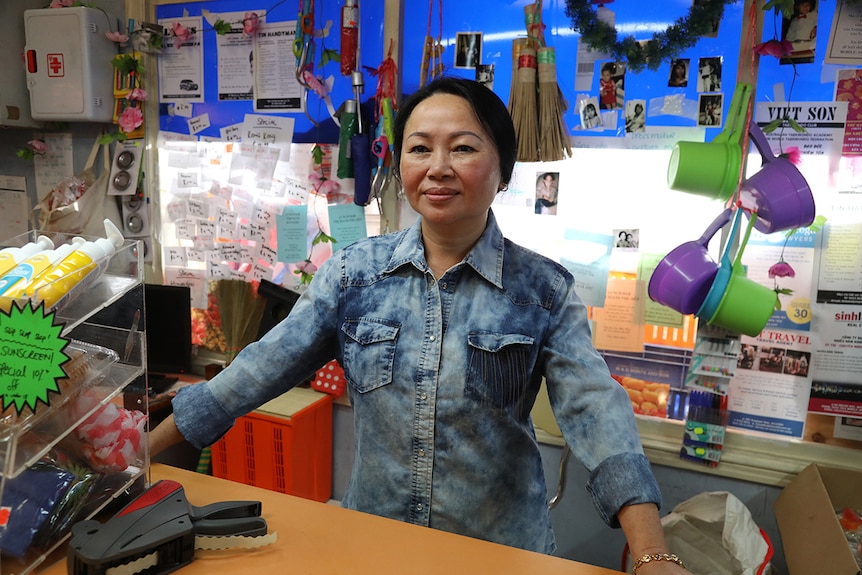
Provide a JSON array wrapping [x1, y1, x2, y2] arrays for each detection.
[[0, 229, 148, 575]]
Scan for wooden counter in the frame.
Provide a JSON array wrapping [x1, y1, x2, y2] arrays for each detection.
[[42, 463, 621, 575]]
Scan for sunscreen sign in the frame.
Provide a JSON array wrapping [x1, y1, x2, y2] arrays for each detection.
[[0, 301, 69, 415]]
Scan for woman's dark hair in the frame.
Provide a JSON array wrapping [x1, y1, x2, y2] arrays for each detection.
[[392, 77, 518, 185]]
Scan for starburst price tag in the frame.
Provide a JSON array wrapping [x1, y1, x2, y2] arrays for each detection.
[[0, 302, 70, 415]]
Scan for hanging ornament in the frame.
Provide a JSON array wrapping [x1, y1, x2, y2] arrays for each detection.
[[564, 0, 736, 72]]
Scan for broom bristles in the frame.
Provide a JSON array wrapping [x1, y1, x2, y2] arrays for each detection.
[[215, 279, 266, 364], [511, 47, 539, 162], [538, 47, 572, 162]]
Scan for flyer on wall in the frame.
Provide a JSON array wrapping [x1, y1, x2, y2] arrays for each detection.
[[728, 329, 813, 438], [754, 101, 848, 187], [216, 12, 266, 101], [253, 21, 303, 112], [742, 226, 816, 332], [825, 0, 862, 66], [158, 16, 205, 103]]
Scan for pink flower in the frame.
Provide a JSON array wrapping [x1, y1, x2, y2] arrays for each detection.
[[753, 39, 793, 59], [302, 69, 329, 99], [296, 260, 318, 275], [308, 170, 324, 187], [105, 31, 129, 45], [117, 106, 144, 132], [172, 22, 192, 49], [317, 179, 342, 200], [768, 261, 795, 279], [28, 139, 47, 155], [780, 146, 802, 166], [128, 87, 148, 101], [243, 12, 259, 36], [49, 0, 74, 7]]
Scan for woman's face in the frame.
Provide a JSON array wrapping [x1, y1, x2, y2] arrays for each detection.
[[399, 93, 501, 229]]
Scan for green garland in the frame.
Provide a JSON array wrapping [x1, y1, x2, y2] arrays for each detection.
[[564, 0, 739, 72]]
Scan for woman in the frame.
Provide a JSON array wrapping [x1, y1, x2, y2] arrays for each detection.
[[626, 102, 646, 134], [151, 78, 689, 574], [534, 172, 558, 214], [668, 60, 687, 88]]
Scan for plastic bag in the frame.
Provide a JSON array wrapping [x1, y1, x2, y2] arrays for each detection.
[[31, 137, 121, 237], [626, 491, 773, 575]]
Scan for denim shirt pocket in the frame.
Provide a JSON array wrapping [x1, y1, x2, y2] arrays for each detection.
[[342, 318, 400, 393], [465, 332, 535, 412]]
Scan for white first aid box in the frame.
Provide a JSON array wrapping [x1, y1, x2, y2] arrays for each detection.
[[24, 7, 118, 122]]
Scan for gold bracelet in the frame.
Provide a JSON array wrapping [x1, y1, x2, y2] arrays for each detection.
[[632, 552, 685, 573]]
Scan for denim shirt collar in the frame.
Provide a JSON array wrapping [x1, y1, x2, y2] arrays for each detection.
[[386, 210, 505, 289]]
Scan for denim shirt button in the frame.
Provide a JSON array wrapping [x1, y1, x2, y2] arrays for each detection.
[[429, 335, 436, 341], [418, 449, 425, 457], [420, 392, 427, 400], [416, 503, 423, 510], [441, 282, 448, 290]]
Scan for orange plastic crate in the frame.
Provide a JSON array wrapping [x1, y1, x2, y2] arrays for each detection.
[[211, 388, 333, 502]]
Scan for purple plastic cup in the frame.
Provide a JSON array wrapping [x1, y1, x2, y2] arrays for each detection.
[[741, 125, 816, 234], [648, 208, 733, 315]]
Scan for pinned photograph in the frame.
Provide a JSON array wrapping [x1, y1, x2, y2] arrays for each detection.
[[476, 64, 494, 90], [534, 171, 559, 215], [697, 57, 722, 92], [697, 93, 724, 127], [693, 0, 721, 37], [781, 0, 818, 64], [624, 100, 646, 134], [598, 61, 626, 110], [455, 32, 482, 69], [668, 58, 689, 88], [613, 229, 639, 249], [579, 96, 602, 129]]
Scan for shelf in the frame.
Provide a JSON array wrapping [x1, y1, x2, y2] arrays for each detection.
[[0, 232, 147, 575]]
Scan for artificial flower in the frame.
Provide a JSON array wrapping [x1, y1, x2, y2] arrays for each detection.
[[779, 146, 802, 166], [243, 12, 259, 36], [105, 31, 129, 45], [171, 22, 192, 49], [753, 39, 793, 59], [295, 260, 318, 275], [128, 87, 148, 101], [117, 106, 144, 132], [768, 261, 796, 279], [294, 259, 318, 286], [302, 70, 329, 99], [28, 139, 47, 155], [49, 0, 74, 7]]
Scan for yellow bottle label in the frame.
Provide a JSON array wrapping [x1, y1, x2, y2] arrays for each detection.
[[26, 252, 98, 310]]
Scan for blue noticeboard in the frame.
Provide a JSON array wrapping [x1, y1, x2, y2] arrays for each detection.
[[155, 0, 385, 144], [398, 1, 841, 142]]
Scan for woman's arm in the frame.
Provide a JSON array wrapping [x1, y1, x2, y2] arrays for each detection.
[[149, 413, 185, 457], [618, 503, 691, 574]]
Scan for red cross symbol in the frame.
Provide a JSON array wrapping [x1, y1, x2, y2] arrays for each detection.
[[47, 53, 64, 77]]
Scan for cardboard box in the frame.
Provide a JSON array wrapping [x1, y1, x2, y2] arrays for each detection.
[[774, 464, 862, 575]]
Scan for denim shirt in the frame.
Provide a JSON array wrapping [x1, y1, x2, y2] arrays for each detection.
[[172, 210, 661, 554]]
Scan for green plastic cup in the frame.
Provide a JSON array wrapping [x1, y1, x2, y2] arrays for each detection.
[[667, 83, 752, 201], [707, 213, 778, 337]]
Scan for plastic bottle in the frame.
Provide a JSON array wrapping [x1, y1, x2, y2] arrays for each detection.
[[0, 236, 54, 277], [0, 237, 87, 311], [25, 219, 125, 311]]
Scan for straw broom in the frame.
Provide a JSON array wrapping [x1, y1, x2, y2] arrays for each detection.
[[510, 45, 540, 162], [215, 279, 267, 365], [508, 37, 529, 115], [538, 47, 572, 161]]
